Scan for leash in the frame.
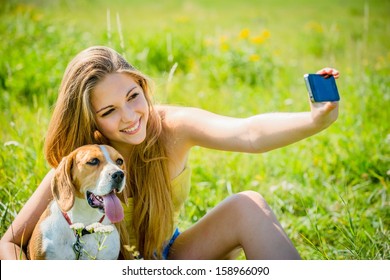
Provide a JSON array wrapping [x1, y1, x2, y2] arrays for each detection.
[[62, 212, 105, 260]]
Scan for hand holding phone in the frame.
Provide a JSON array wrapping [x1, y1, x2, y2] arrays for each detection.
[[304, 73, 340, 103]]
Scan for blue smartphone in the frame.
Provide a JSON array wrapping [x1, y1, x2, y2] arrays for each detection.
[[304, 74, 340, 102]]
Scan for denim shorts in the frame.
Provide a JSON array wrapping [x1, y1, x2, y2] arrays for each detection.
[[162, 228, 180, 259]]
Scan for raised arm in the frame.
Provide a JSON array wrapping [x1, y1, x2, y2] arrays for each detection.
[[164, 68, 339, 154], [0, 169, 54, 259]]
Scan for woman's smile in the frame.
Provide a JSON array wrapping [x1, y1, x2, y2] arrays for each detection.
[[120, 117, 142, 135]]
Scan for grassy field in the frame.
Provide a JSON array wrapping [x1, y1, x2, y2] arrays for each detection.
[[0, 0, 389, 259]]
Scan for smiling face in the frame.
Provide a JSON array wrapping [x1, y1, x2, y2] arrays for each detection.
[[91, 72, 149, 154]]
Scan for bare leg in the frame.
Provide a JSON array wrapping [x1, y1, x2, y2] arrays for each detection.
[[168, 191, 300, 260]]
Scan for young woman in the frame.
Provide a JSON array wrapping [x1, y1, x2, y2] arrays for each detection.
[[0, 46, 339, 260]]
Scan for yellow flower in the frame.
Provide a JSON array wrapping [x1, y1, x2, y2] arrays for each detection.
[[239, 28, 250, 39], [255, 174, 264, 181], [249, 54, 260, 62], [219, 35, 228, 44], [219, 36, 229, 51], [133, 251, 140, 258], [220, 43, 229, 51], [261, 29, 271, 39], [250, 36, 265, 44], [174, 16, 190, 23], [250, 29, 271, 44], [124, 245, 135, 252], [305, 21, 323, 33]]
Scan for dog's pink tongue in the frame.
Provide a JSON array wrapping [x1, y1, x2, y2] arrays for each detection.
[[103, 193, 124, 223]]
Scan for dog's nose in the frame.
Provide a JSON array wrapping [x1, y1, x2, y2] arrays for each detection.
[[111, 170, 125, 184]]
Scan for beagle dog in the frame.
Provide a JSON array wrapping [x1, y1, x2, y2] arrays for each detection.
[[28, 144, 126, 260]]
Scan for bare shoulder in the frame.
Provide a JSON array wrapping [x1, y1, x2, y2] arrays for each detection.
[[155, 105, 241, 149], [156, 105, 202, 131], [155, 105, 211, 153], [156, 104, 194, 119], [155, 105, 200, 173], [156, 104, 253, 152]]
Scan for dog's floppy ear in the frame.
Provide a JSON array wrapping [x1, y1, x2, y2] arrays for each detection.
[[51, 153, 75, 212]]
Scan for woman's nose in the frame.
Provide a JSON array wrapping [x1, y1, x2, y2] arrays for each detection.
[[121, 104, 137, 123]]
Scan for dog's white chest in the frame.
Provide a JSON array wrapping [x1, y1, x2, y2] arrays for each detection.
[[40, 202, 120, 260]]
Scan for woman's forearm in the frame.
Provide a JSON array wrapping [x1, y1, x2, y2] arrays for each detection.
[[247, 111, 332, 153]]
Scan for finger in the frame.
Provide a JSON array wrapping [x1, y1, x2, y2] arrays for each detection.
[[332, 70, 340, 79], [316, 68, 326, 75], [328, 68, 340, 78], [324, 101, 338, 112], [316, 68, 340, 79], [316, 67, 330, 72]]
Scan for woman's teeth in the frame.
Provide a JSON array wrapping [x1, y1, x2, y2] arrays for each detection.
[[121, 120, 140, 133]]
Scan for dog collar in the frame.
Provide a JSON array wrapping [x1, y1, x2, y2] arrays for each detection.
[[62, 212, 106, 236]]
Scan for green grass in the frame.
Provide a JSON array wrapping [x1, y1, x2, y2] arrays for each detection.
[[1, 0, 389, 259]]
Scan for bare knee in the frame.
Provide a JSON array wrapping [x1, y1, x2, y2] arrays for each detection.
[[231, 191, 272, 218], [229, 191, 300, 259], [228, 191, 280, 233]]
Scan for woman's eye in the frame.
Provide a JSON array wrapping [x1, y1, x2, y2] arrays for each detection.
[[101, 109, 114, 117], [128, 93, 139, 101], [116, 158, 124, 165], [87, 158, 100, 166]]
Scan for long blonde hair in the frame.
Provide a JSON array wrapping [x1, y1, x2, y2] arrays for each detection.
[[44, 46, 173, 259]]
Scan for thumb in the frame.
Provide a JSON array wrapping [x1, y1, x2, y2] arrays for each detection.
[[324, 102, 338, 113]]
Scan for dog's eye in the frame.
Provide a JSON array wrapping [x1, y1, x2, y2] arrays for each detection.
[[87, 158, 100, 166], [116, 158, 124, 166]]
